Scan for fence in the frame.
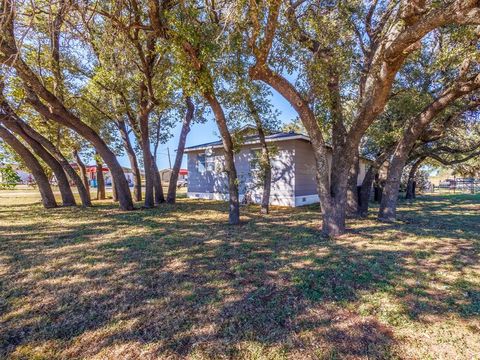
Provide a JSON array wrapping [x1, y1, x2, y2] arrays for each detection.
[[432, 178, 480, 194]]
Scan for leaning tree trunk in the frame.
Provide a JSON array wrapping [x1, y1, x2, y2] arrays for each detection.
[[95, 152, 106, 200], [73, 149, 90, 200], [346, 150, 359, 217], [118, 119, 142, 202], [1, 118, 76, 206], [379, 75, 480, 221], [15, 61, 133, 209], [405, 156, 425, 200], [249, 64, 343, 236], [0, 95, 91, 206], [20, 125, 91, 206], [0, 125, 57, 208], [0, 8, 134, 209], [204, 93, 240, 224], [111, 176, 118, 202], [167, 96, 194, 204]]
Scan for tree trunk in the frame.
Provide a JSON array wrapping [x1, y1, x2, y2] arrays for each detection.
[[73, 149, 91, 200], [0, 95, 91, 206], [324, 164, 349, 236], [405, 179, 415, 200], [405, 157, 425, 200], [260, 145, 272, 214], [249, 65, 337, 235], [111, 176, 118, 202], [152, 159, 165, 204], [204, 93, 240, 225], [380, 74, 480, 221], [167, 96, 194, 204], [358, 149, 392, 217], [346, 149, 359, 217], [95, 152, 106, 200], [1, 118, 76, 206], [358, 165, 376, 218], [22, 126, 90, 206], [139, 112, 155, 208], [245, 94, 271, 214], [0, 125, 57, 208], [117, 119, 142, 202]]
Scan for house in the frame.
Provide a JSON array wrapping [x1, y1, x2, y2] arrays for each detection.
[[184, 131, 370, 207], [159, 168, 188, 186]]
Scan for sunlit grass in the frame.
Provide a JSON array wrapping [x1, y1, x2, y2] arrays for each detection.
[[0, 192, 479, 359]]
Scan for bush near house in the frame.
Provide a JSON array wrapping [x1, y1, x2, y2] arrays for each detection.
[[0, 164, 21, 190]]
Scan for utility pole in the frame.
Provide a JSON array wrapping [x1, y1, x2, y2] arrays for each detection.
[[167, 147, 172, 169]]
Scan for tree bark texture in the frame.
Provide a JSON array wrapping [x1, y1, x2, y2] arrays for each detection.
[[73, 149, 90, 201], [95, 152, 106, 200], [117, 120, 142, 202], [204, 92, 240, 225]]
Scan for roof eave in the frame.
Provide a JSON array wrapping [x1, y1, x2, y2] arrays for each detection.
[[184, 134, 311, 153]]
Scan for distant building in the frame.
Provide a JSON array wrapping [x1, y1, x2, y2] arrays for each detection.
[[159, 168, 188, 186], [70, 164, 136, 187]]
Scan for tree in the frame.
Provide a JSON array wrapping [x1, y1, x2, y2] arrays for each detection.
[[245, 0, 480, 236], [117, 119, 142, 202], [167, 95, 194, 204], [379, 68, 480, 221], [0, 163, 20, 189], [147, 0, 241, 224], [0, 83, 92, 206], [77, 1, 181, 207], [0, 0, 134, 210], [0, 113, 77, 206], [0, 124, 57, 208]]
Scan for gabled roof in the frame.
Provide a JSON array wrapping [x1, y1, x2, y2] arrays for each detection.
[[184, 131, 373, 163], [184, 132, 310, 152]]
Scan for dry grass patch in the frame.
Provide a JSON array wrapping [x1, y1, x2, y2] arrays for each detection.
[[0, 192, 479, 359]]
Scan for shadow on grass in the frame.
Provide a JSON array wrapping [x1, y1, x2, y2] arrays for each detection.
[[0, 194, 479, 358]]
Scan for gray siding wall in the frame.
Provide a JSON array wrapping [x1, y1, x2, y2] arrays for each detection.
[[294, 141, 332, 197], [187, 139, 369, 205], [293, 141, 369, 196], [187, 141, 296, 205], [187, 149, 228, 193], [268, 141, 295, 204]]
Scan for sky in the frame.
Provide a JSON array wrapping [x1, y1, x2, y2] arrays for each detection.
[[117, 89, 299, 171]]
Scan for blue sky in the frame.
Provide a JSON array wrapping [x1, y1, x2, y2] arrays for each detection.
[[118, 89, 299, 170]]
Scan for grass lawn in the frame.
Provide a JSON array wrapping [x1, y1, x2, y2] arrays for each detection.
[[0, 192, 479, 359]]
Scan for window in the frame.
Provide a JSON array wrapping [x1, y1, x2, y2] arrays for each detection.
[[250, 149, 262, 172], [197, 153, 215, 173], [197, 154, 206, 173]]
